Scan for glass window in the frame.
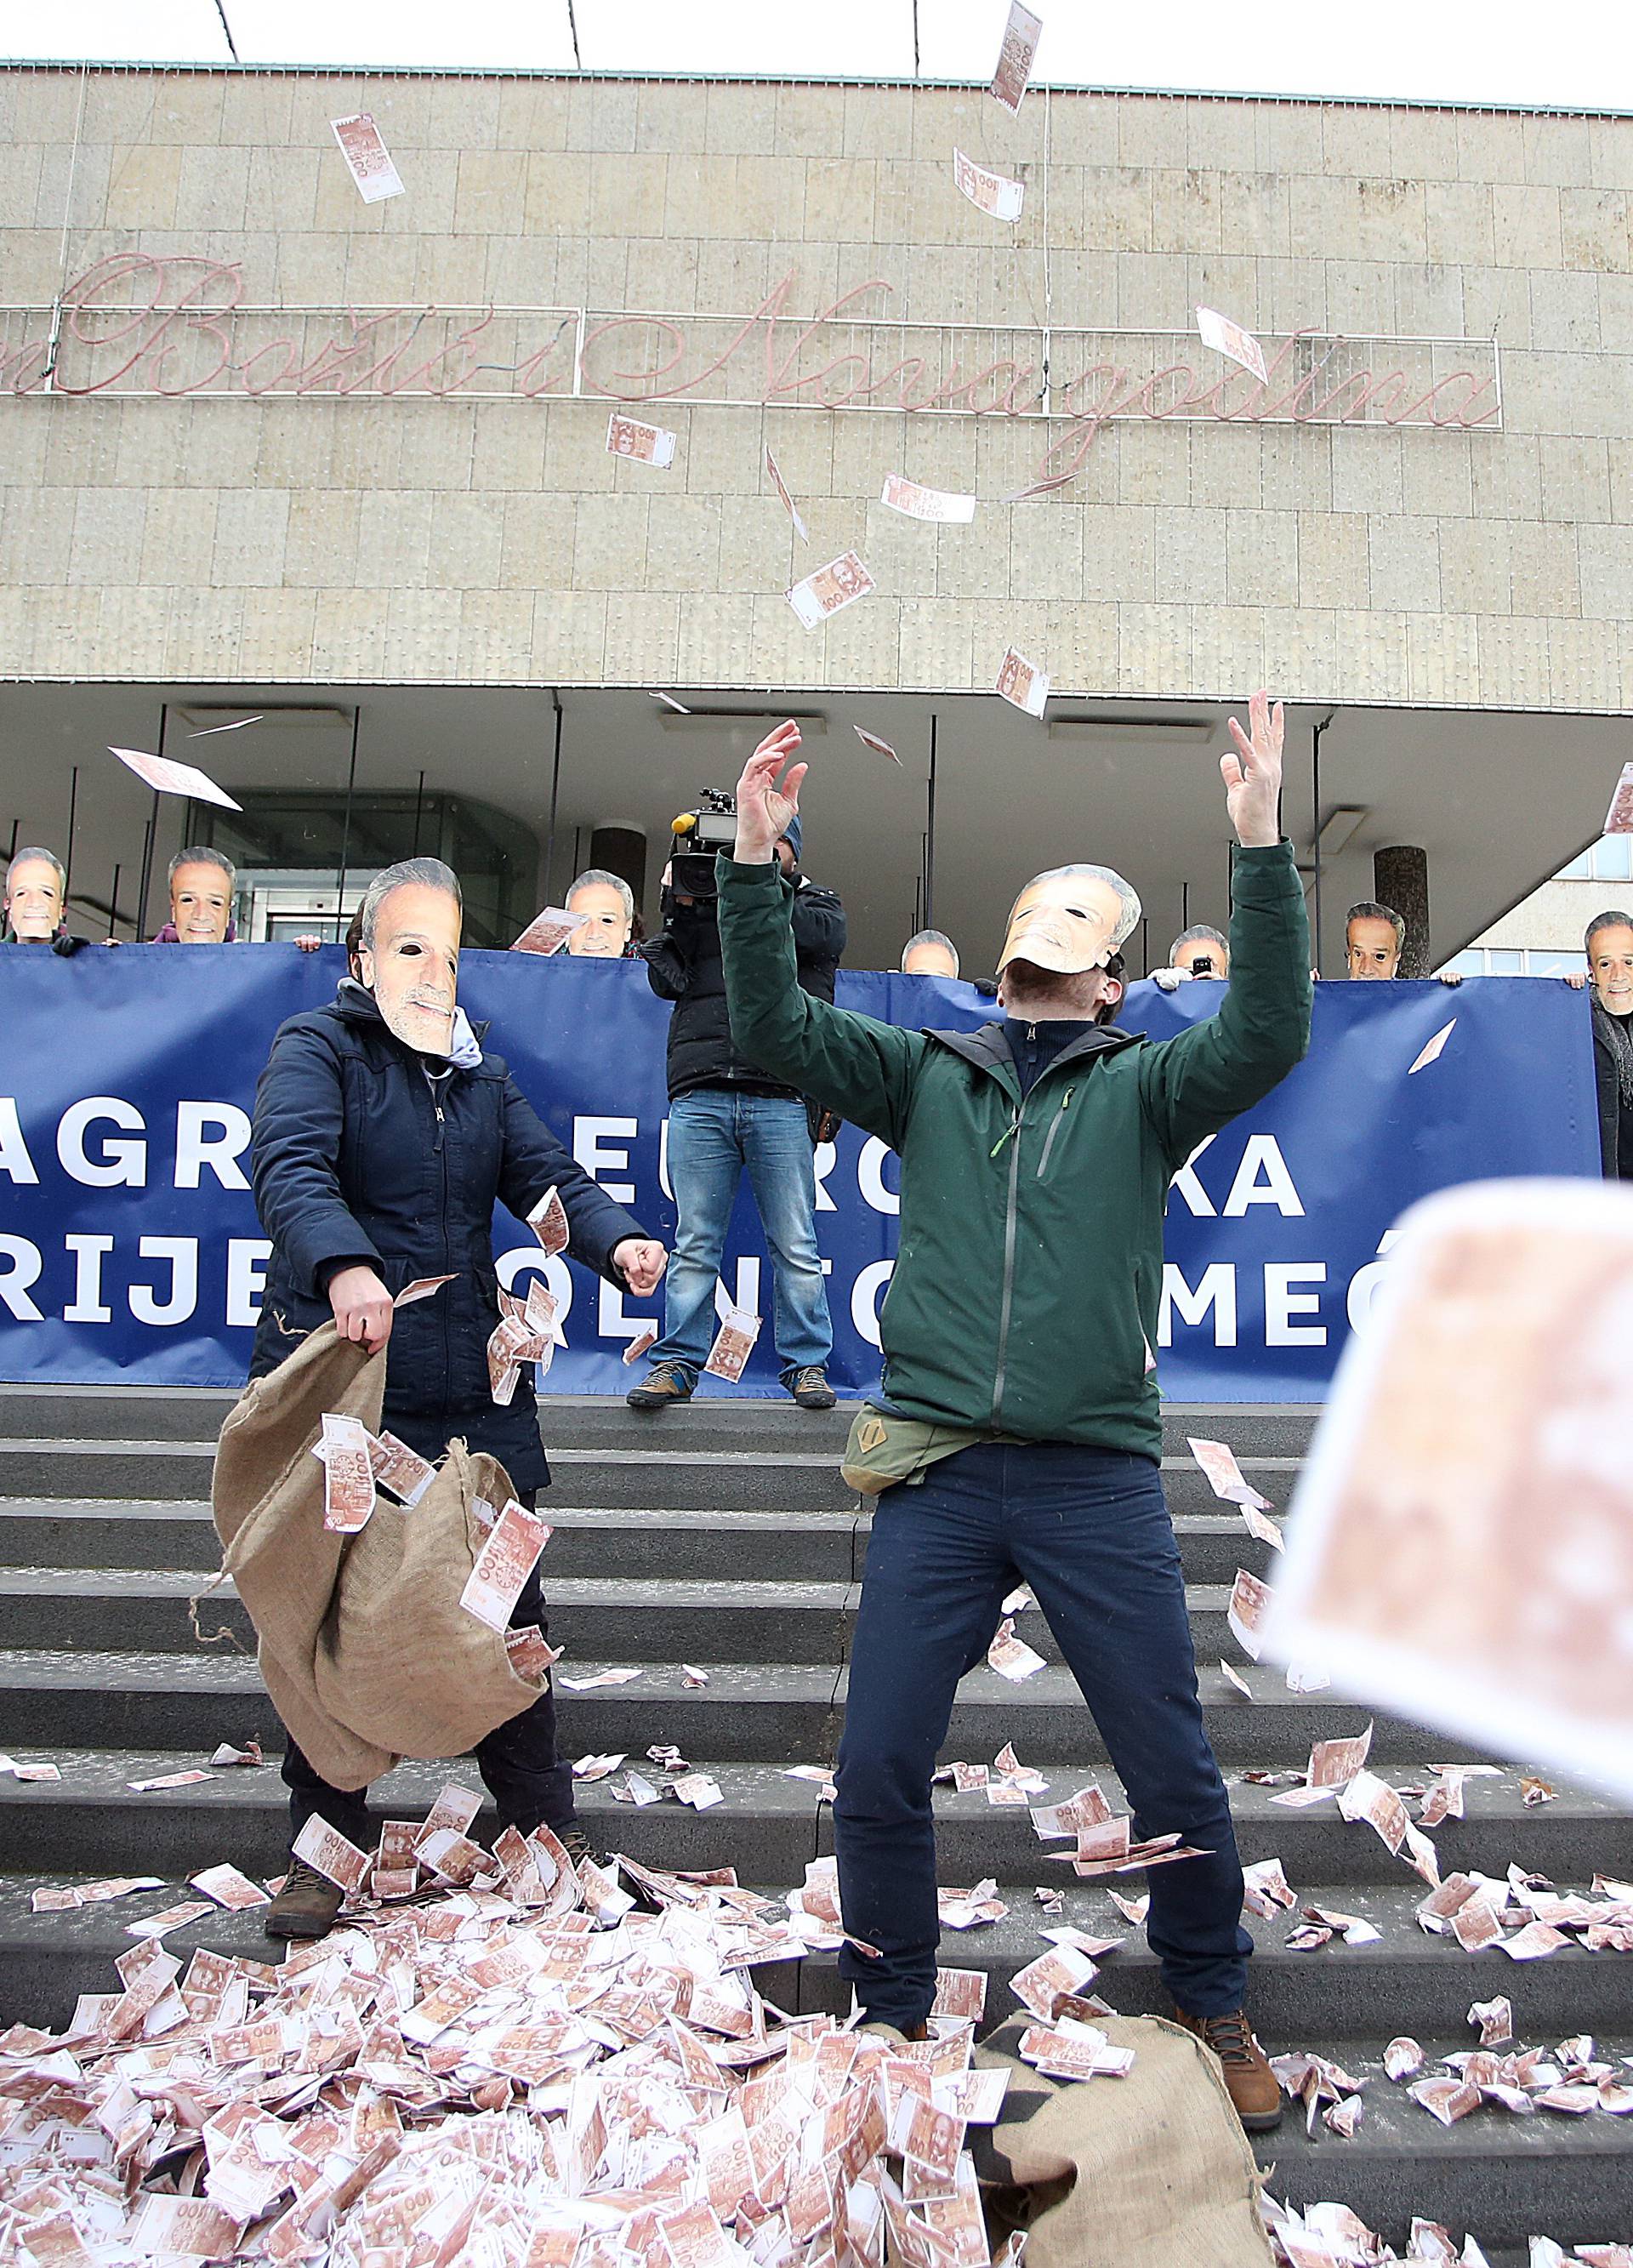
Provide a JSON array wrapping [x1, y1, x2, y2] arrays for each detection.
[[1593, 838, 1633, 880], [1487, 949, 1524, 973], [1442, 949, 1486, 977], [1558, 851, 1592, 880]]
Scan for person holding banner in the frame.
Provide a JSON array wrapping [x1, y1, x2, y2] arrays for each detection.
[[248, 854, 667, 1937], [716, 698, 1311, 2133], [3, 846, 83, 954]]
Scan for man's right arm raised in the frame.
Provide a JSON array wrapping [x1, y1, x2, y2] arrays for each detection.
[[719, 721, 922, 1148]]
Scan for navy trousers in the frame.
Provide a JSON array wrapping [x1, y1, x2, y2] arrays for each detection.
[[834, 1441, 1251, 2029], [282, 1486, 576, 1849]]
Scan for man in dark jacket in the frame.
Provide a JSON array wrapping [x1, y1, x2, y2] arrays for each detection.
[[717, 698, 1310, 2133], [627, 808, 845, 1411], [249, 855, 665, 1938]]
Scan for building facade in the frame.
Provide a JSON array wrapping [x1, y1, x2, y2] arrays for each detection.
[[2, 66, 1631, 970]]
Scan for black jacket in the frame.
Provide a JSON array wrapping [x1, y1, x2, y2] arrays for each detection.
[[640, 871, 845, 1103], [1592, 1008, 1631, 1179], [248, 988, 647, 1489]]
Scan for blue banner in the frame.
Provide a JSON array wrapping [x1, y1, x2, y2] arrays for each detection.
[[0, 947, 1600, 1398]]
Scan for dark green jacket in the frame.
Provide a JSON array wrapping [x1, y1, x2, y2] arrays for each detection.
[[718, 841, 1312, 1457]]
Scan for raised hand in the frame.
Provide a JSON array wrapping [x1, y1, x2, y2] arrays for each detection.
[[733, 720, 806, 865], [1220, 689, 1284, 850]]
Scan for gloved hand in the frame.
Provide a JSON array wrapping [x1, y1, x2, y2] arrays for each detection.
[[52, 932, 83, 957], [1149, 966, 1189, 994]]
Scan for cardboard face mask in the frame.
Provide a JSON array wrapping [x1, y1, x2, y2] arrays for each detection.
[[6, 857, 64, 941], [361, 882, 462, 1054], [169, 862, 233, 943], [999, 868, 1138, 977], [564, 882, 631, 960]]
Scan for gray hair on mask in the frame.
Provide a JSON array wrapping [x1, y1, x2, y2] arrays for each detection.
[[6, 846, 65, 895], [901, 928, 959, 973], [168, 844, 236, 889], [1016, 863, 1142, 951], [359, 858, 463, 952], [1169, 922, 1226, 959], [567, 868, 635, 924]]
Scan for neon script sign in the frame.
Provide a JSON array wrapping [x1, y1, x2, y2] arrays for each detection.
[[2, 256, 1502, 480]]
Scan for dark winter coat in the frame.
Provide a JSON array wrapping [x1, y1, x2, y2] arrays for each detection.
[[1591, 1005, 1633, 1179], [720, 842, 1311, 1456], [248, 987, 647, 1489], [639, 871, 845, 1103]]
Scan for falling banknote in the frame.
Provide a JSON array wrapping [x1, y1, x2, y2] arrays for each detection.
[[1266, 1177, 1633, 1805]]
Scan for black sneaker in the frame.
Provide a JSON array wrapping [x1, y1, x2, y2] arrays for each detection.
[[626, 1362, 693, 1411], [788, 1366, 837, 1410]]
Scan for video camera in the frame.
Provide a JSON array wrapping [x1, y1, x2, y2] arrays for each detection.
[[667, 789, 737, 903]]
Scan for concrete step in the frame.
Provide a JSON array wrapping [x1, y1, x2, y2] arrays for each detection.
[[0, 1650, 1544, 1774], [0, 1497, 1283, 1586], [0, 1567, 1263, 1663], [1252, 2037, 1633, 2255], [0, 1433, 1308, 1519], [0, 1387, 1323, 1459], [0, 1861, 1612, 2259], [794, 1881, 1633, 2062], [4, 1747, 1618, 1892]]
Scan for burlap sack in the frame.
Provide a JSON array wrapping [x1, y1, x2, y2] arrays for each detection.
[[971, 2014, 1274, 2268], [211, 1321, 546, 1790]]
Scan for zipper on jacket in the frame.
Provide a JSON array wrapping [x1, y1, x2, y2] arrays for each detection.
[[991, 1108, 1025, 1427], [1036, 1086, 1073, 1179]]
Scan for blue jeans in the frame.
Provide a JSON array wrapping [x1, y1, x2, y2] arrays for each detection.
[[651, 1089, 833, 1386], [834, 1442, 1250, 2028]]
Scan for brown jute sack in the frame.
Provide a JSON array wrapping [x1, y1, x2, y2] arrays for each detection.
[[971, 2014, 1274, 2268], [211, 1321, 546, 1790]]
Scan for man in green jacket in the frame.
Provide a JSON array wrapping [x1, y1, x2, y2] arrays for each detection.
[[718, 695, 1310, 2131]]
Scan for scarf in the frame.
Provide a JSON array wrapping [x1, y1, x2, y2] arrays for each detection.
[[1594, 996, 1633, 1107]]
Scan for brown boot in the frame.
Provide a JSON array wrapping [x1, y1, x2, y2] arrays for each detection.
[[265, 1859, 343, 1943], [1172, 2006, 1283, 2132]]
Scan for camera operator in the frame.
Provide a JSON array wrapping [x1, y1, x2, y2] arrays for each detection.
[[629, 790, 845, 1411], [1151, 923, 1230, 992]]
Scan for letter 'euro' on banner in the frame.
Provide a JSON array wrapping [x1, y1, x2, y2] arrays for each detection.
[[1266, 1177, 1633, 1807], [990, 1, 1043, 112], [1195, 305, 1269, 385], [109, 747, 241, 812], [952, 148, 1025, 223], [330, 113, 405, 204], [606, 411, 677, 468]]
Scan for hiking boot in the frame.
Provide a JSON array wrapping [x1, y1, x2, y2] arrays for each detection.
[[1172, 2006, 1283, 2131], [788, 1366, 837, 1410], [265, 1859, 343, 1943], [626, 1362, 692, 1411]]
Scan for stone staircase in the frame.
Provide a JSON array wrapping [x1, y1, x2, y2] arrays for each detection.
[[0, 1381, 1627, 2262]]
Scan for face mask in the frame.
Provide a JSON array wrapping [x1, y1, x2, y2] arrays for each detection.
[[564, 886, 631, 959], [170, 866, 232, 943], [6, 862, 63, 941], [999, 868, 1137, 977], [361, 885, 462, 1054]]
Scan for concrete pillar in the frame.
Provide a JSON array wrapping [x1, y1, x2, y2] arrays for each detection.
[[589, 823, 648, 919], [1374, 845, 1431, 977]]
